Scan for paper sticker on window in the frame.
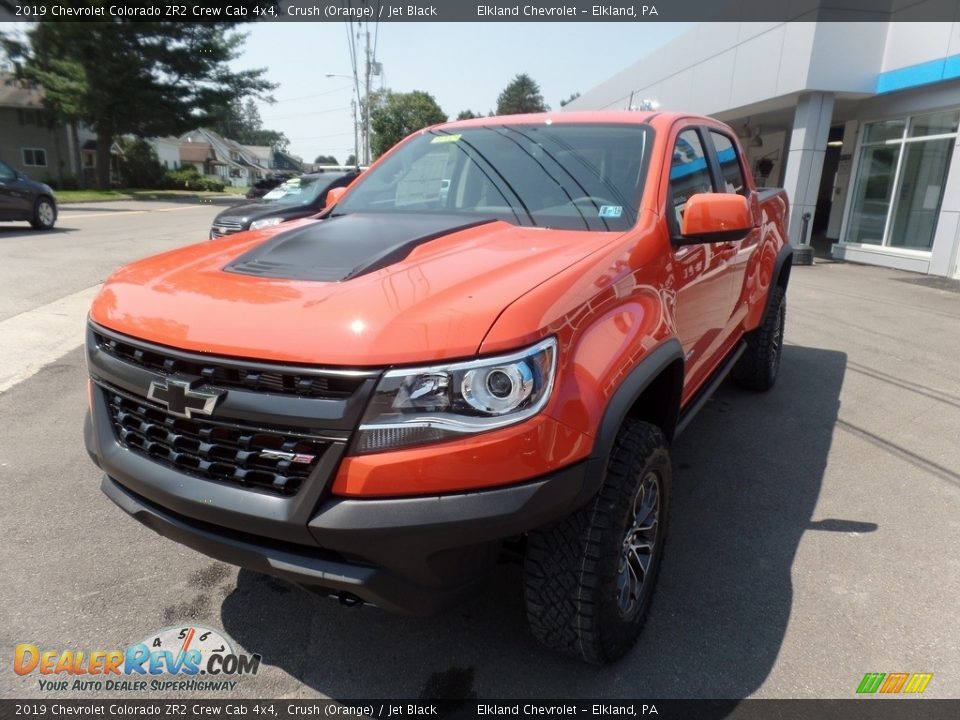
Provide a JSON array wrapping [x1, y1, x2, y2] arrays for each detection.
[[430, 134, 461, 144], [599, 205, 623, 218]]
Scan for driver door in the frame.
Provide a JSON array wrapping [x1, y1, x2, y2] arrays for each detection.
[[667, 128, 735, 398]]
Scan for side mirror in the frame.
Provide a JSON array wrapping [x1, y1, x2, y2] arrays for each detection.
[[324, 186, 348, 209], [678, 193, 753, 244]]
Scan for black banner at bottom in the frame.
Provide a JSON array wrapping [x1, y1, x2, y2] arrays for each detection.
[[2, 700, 959, 720]]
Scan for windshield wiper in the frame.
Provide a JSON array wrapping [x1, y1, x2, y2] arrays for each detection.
[[437, 129, 535, 228], [495, 127, 597, 230]]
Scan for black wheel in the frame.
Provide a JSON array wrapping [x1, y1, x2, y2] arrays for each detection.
[[732, 285, 785, 392], [524, 420, 670, 664], [31, 196, 57, 230]]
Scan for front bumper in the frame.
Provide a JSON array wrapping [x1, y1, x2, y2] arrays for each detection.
[[91, 415, 589, 614]]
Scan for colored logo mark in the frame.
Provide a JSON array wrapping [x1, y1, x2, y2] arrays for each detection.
[[857, 672, 933, 694]]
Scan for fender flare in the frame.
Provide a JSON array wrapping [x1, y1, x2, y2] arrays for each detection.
[[576, 338, 685, 505], [762, 244, 793, 321]]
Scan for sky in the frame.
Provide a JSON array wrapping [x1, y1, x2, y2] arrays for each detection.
[[232, 22, 693, 164]]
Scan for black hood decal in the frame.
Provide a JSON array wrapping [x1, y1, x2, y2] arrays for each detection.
[[224, 213, 497, 282]]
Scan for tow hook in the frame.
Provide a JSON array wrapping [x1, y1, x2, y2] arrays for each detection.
[[338, 591, 365, 608]]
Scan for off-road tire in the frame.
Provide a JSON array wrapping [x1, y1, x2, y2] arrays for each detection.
[[524, 420, 670, 664], [732, 285, 785, 392], [31, 196, 56, 230]]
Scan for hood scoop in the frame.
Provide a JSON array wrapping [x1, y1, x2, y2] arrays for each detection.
[[224, 213, 496, 282]]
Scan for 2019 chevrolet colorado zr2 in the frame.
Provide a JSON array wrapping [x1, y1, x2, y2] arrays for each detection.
[[84, 111, 791, 664]]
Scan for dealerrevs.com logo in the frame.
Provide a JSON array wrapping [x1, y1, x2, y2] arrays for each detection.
[[13, 625, 260, 692]]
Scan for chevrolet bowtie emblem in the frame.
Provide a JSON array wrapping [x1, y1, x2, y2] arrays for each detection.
[[147, 378, 225, 419]]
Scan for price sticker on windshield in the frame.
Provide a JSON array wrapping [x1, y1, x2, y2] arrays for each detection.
[[599, 205, 623, 218], [430, 134, 462, 144]]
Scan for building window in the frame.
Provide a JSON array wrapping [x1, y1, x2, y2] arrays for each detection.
[[18, 109, 42, 126], [22, 148, 47, 167], [846, 110, 959, 251]]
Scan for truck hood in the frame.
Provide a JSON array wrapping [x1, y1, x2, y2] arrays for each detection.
[[90, 213, 617, 366]]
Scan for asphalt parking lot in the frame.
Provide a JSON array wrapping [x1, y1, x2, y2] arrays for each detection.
[[1, 203, 958, 700]]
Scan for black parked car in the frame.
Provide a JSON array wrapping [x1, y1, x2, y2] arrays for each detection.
[[210, 170, 360, 239], [245, 175, 292, 199], [0, 159, 57, 230]]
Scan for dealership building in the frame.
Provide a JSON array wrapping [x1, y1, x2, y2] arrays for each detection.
[[568, 21, 960, 278]]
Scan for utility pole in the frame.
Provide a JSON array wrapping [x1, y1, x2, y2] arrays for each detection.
[[350, 98, 359, 168], [363, 25, 372, 165]]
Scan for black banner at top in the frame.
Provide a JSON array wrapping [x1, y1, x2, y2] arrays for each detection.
[[1, 0, 960, 22]]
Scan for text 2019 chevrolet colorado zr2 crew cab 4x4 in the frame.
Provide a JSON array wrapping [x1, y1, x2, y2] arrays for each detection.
[[85, 112, 791, 663]]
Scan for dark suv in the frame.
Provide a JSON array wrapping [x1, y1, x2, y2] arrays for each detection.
[[0, 160, 57, 230]]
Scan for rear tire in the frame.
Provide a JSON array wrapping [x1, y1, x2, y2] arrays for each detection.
[[524, 420, 670, 664], [732, 285, 785, 392], [31, 196, 57, 230]]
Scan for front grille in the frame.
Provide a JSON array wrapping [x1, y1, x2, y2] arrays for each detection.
[[105, 388, 330, 496], [210, 219, 245, 237], [94, 332, 365, 399]]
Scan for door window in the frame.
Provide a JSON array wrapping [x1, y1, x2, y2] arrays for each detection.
[[669, 129, 713, 227], [709, 131, 747, 195]]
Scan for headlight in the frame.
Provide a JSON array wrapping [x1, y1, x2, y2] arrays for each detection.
[[354, 337, 557, 454], [250, 217, 283, 230]]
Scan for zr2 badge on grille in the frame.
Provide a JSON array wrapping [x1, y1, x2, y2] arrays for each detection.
[[147, 378, 226, 419], [259, 450, 317, 464]]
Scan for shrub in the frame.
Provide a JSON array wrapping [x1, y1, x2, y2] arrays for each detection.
[[39, 175, 82, 191], [119, 138, 167, 189], [161, 166, 223, 192]]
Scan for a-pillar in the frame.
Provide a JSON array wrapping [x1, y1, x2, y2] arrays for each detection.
[[782, 92, 835, 246]]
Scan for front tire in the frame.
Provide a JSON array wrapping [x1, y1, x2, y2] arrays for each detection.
[[524, 420, 670, 664], [732, 285, 785, 392], [31, 196, 57, 230]]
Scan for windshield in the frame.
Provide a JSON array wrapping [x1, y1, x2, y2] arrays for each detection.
[[334, 123, 651, 231], [262, 174, 345, 205]]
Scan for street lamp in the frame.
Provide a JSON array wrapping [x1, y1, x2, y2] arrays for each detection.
[[325, 73, 360, 168]]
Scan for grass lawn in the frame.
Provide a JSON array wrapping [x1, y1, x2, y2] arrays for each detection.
[[56, 187, 246, 203]]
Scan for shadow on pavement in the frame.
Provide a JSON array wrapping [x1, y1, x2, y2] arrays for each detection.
[[55, 205, 142, 213], [0, 225, 78, 238], [220, 344, 848, 700]]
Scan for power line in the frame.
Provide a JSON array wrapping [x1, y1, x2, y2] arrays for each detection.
[[272, 85, 352, 104], [262, 105, 352, 122], [288, 131, 355, 140]]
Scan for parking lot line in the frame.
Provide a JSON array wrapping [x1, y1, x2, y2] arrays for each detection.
[[0, 283, 101, 393], [58, 205, 214, 220]]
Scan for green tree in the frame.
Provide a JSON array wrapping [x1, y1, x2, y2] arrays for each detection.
[[211, 99, 246, 140], [559, 92, 581, 107], [496, 74, 549, 115], [2, 15, 275, 188], [344, 154, 357, 167], [457, 110, 480, 120], [370, 90, 447, 159], [117, 137, 166, 189], [314, 155, 340, 165], [209, 97, 289, 150]]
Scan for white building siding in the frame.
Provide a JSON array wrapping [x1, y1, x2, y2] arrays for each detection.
[[571, 20, 960, 278]]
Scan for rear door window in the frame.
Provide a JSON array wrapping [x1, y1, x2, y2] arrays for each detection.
[[709, 131, 747, 195]]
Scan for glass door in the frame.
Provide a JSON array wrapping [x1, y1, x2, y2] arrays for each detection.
[[845, 110, 959, 250]]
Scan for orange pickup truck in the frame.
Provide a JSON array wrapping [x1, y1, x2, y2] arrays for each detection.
[[84, 112, 791, 663]]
